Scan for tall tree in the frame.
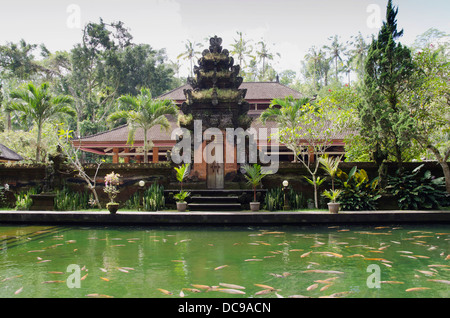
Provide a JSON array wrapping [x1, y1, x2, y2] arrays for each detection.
[[255, 40, 280, 80], [405, 45, 450, 192], [348, 32, 370, 81], [108, 88, 178, 163], [177, 40, 202, 78], [7, 82, 75, 162], [260, 96, 346, 208], [230, 31, 253, 71], [323, 35, 347, 82], [357, 0, 415, 181]]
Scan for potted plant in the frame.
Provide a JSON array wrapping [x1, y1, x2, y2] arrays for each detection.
[[174, 163, 190, 212], [173, 191, 190, 212], [322, 189, 342, 214], [104, 171, 121, 214], [242, 164, 269, 212]]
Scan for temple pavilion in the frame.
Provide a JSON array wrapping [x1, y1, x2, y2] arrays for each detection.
[[75, 36, 347, 189]]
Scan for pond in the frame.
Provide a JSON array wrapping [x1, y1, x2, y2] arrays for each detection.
[[0, 223, 449, 298]]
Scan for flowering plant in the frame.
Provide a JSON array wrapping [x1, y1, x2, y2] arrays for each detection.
[[104, 172, 121, 204]]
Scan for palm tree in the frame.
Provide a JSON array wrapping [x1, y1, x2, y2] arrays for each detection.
[[108, 88, 178, 163], [256, 40, 280, 80], [230, 31, 253, 70], [348, 32, 370, 81], [177, 40, 202, 78], [8, 82, 75, 162], [304, 46, 325, 90], [324, 35, 347, 81]]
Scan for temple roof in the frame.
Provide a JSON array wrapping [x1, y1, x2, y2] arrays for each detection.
[[159, 82, 303, 102], [0, 143, 24, 161]]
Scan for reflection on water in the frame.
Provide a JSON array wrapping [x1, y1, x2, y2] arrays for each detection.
[[0, 224, 449, 298]]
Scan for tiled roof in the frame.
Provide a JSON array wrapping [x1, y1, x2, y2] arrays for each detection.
[[158, 82, 303, 101], [0, 143, 24, 161]]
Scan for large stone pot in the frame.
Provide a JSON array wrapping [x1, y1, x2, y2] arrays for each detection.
[[250, 202, 260, 212], [107, 203, 119, 214], [177, 202, 187, 212], [327, 202, 340, 214]]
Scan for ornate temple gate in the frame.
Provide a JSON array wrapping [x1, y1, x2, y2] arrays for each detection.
[[206, 133, 225, 189], [180, 36, 252, 189]]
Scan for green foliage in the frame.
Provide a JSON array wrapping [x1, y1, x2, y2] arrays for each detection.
[[125, 182, 166, 211], [173, 191, 190, 203], [54, 187, 91, 211], [387, 165, 450, 210], [358, 0, 415, 164], [264, 186, 306, 211], [14, 187, 39, 210], [322, 189, 342, 203], [336, 166, 381, 211], [242, 164, 269, 202]]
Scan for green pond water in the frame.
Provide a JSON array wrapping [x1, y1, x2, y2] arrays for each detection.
[[0, 223, 449, 298]]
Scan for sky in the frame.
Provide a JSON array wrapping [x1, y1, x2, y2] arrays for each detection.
[[0, 0, 448, 78]]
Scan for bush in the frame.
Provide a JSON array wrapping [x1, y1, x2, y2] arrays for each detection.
[[387, 164, 450, 210], [125, 183, 165, 211], [264, 186, 306, 211], [15, 187, 39, 210], [54, 187, 91, 211], [336, 166, 381, 211]]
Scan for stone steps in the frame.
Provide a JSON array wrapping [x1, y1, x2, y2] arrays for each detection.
[[188, 191, 243, 211]]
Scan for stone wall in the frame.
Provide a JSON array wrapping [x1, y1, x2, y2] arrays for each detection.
[[0, 161, 447, 207]]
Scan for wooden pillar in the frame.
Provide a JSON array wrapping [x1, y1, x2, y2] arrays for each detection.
[[152, 147, 159, 163], [113, 148, 119, 163], [124, 156, 130, 163]]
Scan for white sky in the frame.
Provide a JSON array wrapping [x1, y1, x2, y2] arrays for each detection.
[[0, 0, 448, 77]]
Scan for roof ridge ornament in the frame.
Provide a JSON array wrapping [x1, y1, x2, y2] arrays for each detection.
[[209, 35, 222, 53]]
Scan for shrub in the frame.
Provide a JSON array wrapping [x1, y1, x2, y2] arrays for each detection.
[[54, 187, 91, 211], [14, 187, 39, 210], [336, 166, 381, 211], [387, 164, 450, 210], [264, 186, 306, 211], [125, 183, 166, 211]]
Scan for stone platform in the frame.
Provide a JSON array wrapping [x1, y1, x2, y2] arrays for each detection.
[[0, 210, 449, 225]]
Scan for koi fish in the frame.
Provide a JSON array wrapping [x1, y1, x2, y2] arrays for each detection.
[[41, 280, 65, 283], [313, 252, 343, 258], [301, 251, 312, 258], [405, 287, 430, 292], [217, 289, 246, 295], [307, 283, 319, 291], [219, 283, 245, 290], [191, 284, 211, 290], [427, 279, 450, 285], [37, 260, 51, 263], [380, 281, 404, 284], [157, 288, 172, 295], [85, 294, 114, 298], [255, 289, 273, 295], [14, 287, 23, 295], [244, 259, 262, 261], [214, 265, 228, 270], [100, 277, 110, 282], [302, 270, 344, 274], [254, 283, 275, 290], [182, 288, 201, 293]]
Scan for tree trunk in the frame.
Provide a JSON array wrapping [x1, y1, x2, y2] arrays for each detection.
[[428, 145, 450, 194], [36, 123, 42, 162], [143, 128, 148, 164], [313, 175, 318, 209]]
